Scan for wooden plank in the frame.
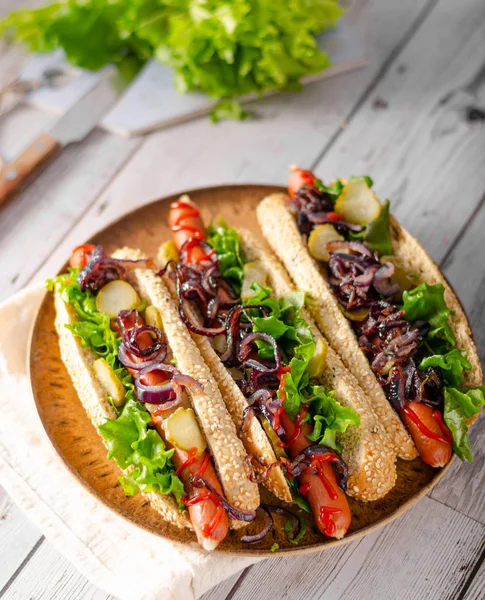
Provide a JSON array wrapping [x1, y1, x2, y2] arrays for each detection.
[[314, 0, 485, 264], [199, 569, 247, 600], [0, 130, 140, 303], [0, 486, 43, 591], [462, 557, 485, 600], [33, 0, 428, 282], [230, 498, 484, 600], [1, 539, 109, 600]]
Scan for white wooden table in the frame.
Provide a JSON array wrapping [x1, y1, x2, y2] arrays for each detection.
[[1, 0, 484, 598]]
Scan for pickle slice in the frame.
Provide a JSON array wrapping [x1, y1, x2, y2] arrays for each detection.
[[158, 239, 180, 266], [145, 305, 163, 330], [93, 357, 126, 407], [380, 255, 418, 293], [335, 179, 381, 225], [96, 280, 140, 318], [259, 417, 288, 460], [163, 407, 207, 455], [241, 261, 268, 301], [307, 336, 328, 378], [308, 224, 343, 262]]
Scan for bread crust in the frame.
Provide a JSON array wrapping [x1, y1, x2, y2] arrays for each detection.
[[54, 291, 191, 528], [113, 248, 260, 519], [238, 229, 397, 501]]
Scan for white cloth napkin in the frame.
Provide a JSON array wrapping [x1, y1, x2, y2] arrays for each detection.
[[0, 286, 264, 600]]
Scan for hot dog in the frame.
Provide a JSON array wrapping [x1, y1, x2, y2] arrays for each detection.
[[50, 242, 260, 551], [119, 310, 229, 548], [256, 167, 483, 468], [279, 411, 351, 539], [167, 203, 352, 538]]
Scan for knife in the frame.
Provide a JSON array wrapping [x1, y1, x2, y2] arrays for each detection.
[[0, 76, 119, 207]]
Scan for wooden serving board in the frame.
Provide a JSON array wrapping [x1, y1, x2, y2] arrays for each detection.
[[29, 184, 451, 556]]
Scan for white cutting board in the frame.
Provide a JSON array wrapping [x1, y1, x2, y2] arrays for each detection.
[[21, 20, 366, 137]]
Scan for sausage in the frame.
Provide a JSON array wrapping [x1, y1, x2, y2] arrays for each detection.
[[117, 310, 229, 549], [280, 411, 351, 540], [288, 166, 317, 197], [169, 198, 207, 261], [152, 418, 229, 550], [169, 200, 233, 306], [400, 401, 452, 468]]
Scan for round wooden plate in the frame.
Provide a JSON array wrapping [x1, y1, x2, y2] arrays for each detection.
[[30, 184, 454, 556]]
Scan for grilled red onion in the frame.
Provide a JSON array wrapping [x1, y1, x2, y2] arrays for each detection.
[[264, 505, 302, 542], [238, 332, 281, 374], [240, 504, 303, 544], [193, 476, 257, 523], [177, 289, 226, 336], [118, 343, 163, 371], [118, 309, 167, 360], [134, 363, 202, 405], [327, 243, 401, 310], [77, 245, 154, 292], [286, 445, 349, 491], [326, 240, 373, 256], [244, 455, 283, 484], [241, 507, 273, 543], [373, 262, 400, 297], [291, 186, 362, 236]]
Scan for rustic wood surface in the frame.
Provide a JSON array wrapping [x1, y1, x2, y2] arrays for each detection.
[[1, 0, 484, 598]]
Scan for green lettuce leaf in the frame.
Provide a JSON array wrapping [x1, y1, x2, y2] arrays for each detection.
[[314, 178, 344, 200], [46, 270, 185, 503], [349, 175, 374, 188], [306, 386, 361, 449], [364, 199, 393, 256], [243, 284, 360, 451], [443, 386, 485, 461], [284, 515, 306, 545], [419, 350, 471, 387], [1, 0, 344, 101], [402, 282, 456, 345], [210, 100, 251, 123], [206, 218, 246, 294], [100, 399, 185, 504]]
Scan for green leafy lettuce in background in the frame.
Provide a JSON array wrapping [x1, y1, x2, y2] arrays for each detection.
[[46, 270, 185, 504], [1, 0, 344, 117], [401, 280, 484, 460]]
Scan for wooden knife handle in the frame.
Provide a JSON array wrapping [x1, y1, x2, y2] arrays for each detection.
[[0, 132, 61, 207]]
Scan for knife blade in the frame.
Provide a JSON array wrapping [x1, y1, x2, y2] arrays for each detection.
[[0, 76, 119, 207]]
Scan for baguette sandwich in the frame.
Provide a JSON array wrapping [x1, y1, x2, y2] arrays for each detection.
[[156, 196, 398, 541], [257, 167, 484, 468], [48, 243, 260, 551]]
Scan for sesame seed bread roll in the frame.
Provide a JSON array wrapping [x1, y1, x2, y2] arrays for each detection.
[[54, 291, 191, 529], [113, 248, 260, 520], [238, 229, 397, 501], [257, 194, 418, 461]]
